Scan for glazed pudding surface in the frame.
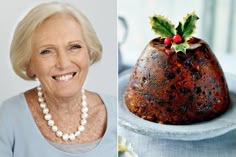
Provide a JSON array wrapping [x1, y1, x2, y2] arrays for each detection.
[[125, 37, 230, 125]]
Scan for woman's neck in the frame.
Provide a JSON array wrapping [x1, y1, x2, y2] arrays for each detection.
[[43, 89, 82, 115]]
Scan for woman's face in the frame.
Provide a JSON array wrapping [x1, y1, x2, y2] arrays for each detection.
[[29, 14, 90, 99]]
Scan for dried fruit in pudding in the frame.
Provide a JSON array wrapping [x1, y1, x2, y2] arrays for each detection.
[[125, 12, 230, 125]]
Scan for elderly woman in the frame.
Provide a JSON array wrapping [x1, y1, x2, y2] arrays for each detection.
[[0, 2, 117, 157]]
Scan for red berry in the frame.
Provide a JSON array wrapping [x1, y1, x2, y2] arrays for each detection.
[[164, 37, 172, 47], [172, 34, 182, 43]]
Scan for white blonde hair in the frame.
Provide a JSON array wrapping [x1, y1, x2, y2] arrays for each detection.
[[10, 1, 102, 80]]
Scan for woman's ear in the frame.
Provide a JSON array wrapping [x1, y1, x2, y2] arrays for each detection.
[[27, 64, 35, 78]]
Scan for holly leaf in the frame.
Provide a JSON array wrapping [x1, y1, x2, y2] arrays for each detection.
[[176, 22, 183, 37], [172, 42, 189, 53], [150, 15, 175, 37], [149, 12, 199, 53], [182, 12, 199, 39]]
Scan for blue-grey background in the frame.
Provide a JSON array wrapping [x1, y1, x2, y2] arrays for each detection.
[[118, 0, 236, 71]]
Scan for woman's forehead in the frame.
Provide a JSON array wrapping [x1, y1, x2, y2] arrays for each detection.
[[32, 14, 85, 47]]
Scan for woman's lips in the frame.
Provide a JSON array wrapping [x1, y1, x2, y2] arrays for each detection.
[[52, 72, 77, 81]]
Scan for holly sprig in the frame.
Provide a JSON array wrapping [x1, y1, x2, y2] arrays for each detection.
[[150, 15, 175, 37], [149, 12, 199, 53]]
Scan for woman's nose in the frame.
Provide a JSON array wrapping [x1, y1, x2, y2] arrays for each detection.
[[55, 52, 70, 69]]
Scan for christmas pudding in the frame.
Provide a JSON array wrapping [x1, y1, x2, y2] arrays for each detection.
[[125, 12, 230, 125]]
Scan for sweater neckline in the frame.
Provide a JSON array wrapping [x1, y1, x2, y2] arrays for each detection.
[[20, 92, 110, 156]]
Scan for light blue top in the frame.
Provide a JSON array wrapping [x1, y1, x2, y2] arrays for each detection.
[[0, 93, 117, 157], [47, 138, 101, 153]]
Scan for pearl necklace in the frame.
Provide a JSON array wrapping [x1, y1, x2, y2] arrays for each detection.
[[36, 86, 88, 141]]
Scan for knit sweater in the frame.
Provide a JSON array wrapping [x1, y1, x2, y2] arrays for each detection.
[[0, 93, 117, 157]]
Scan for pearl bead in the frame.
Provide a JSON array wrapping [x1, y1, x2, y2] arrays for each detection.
[[44, 114, 52, 120], [37, 85, 88, 142], [81, 119, 87, 125], [38, 91, 43, 97], [48, 120, 54, 126], [43, 108, 49, 114], [82, 107, 88, 113], [40, 102, 46, 109], [82, 101, 87, 107], [82, 95, 86, 100], [82, 113, 88, 119], [56, 131, 62, 137], [69, 133, 76, 141], [38, 97, 44, 103], [62, 134, 69, 141], [52, 126, 58, 132], [37, 86, 42, 91], [78, 125, 85, 132], [75, 131, 81, 137]]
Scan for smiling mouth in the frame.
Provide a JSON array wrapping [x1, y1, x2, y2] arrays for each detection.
[[52, 72, 77, 81]]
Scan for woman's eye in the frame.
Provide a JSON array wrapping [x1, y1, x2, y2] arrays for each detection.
[[40, 49, 51, 55], [71, 44, 81, 50]]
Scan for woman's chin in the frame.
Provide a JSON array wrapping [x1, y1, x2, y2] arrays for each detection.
[[54, 89, 81, 99], [49, 84, 82, 99]]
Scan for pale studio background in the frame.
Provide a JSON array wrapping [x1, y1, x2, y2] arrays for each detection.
[[0, 0, 117, 103]]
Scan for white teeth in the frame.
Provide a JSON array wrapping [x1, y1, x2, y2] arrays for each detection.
[[55, 74, 73, 81]]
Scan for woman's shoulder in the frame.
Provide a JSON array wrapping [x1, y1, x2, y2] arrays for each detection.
[[0, 93, 27, 138], [85, 90, 116, 104], [97, 93, 117, 115], [100, 94, 116, 105], [85, 90, 117, 114], [0, 93, 26, 115]]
